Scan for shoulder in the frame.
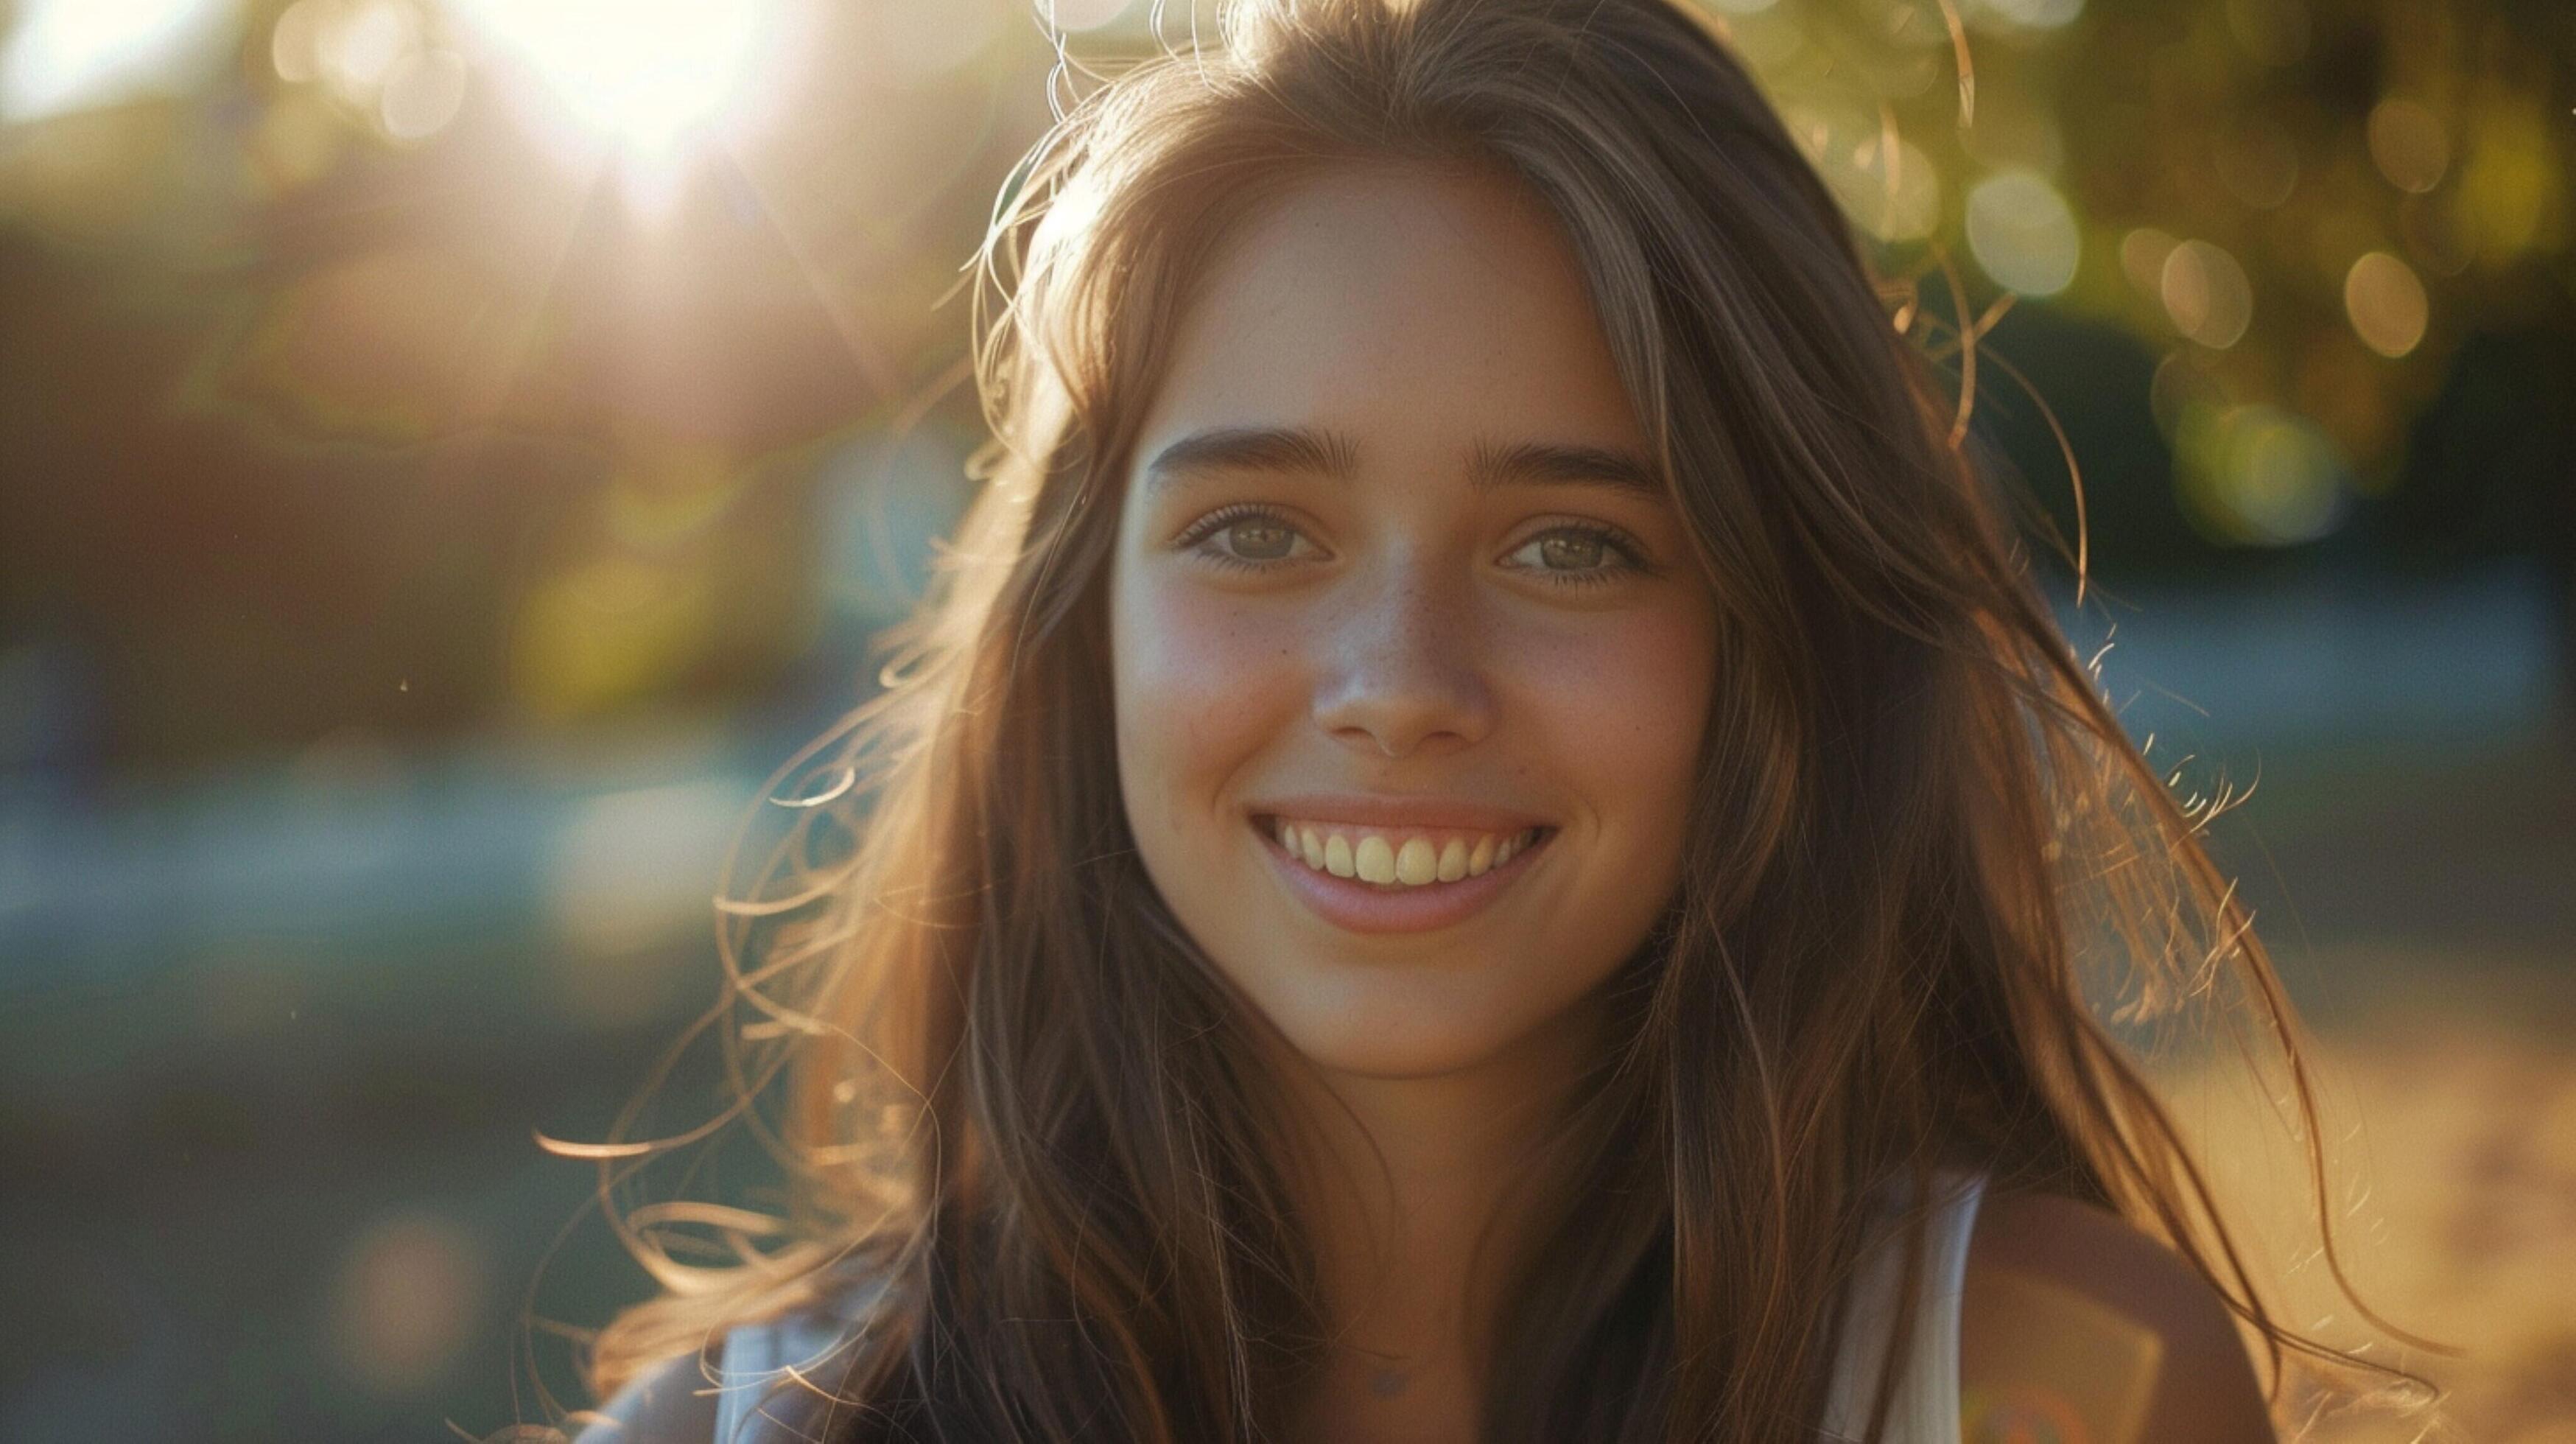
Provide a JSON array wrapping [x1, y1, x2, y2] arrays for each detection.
[[572, 1271, 894, 1444], [572, 1347, 722, 1444], [1960, 1188, 2275, 1444]]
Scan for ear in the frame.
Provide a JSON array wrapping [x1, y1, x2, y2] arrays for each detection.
[[1959, 1191, 2275, 1444]]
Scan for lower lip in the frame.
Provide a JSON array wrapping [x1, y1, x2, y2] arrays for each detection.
[[1253, 819, 1555, 935]]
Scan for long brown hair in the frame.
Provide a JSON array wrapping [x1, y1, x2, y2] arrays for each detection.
[[561, 0, 2417, 1437]]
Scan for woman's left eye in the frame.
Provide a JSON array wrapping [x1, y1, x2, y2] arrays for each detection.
[[1500, 525, 1648, 586]]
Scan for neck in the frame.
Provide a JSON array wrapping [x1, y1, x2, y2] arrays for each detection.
[[1263, 995, 1610, 1441]]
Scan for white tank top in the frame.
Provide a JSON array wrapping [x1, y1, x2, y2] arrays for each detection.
[[1817, 1168, 1987, 1444], [658, 1172, 1990, 1443]]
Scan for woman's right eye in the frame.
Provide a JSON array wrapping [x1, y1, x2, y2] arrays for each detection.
[[1178, 506, 1319, 570]]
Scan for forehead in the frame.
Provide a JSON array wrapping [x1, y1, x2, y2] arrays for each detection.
[[1131, 161, 1652, 482]]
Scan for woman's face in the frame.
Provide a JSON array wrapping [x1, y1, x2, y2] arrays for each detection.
[[1109, 163, 1719, 1081]]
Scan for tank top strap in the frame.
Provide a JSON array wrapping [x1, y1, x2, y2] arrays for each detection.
[[1817, 1168, 1987, 1443], [710, 1272, 891, 1443]]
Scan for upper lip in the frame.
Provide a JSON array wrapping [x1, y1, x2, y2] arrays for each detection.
[[1249, 793, 1554, 833]]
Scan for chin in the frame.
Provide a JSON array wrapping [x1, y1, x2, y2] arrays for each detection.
[[1244, 961, 1573, 1082]]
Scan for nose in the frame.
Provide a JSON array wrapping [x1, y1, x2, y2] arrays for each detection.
[[1310, 554, 1496, 760]]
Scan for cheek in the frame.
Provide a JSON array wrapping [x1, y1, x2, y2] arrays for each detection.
[[1504, 603, 1715, 831], [1110, 565, 1303, 824]]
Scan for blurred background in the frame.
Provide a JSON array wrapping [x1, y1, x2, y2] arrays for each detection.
[[0, 0, 2566, 1439]]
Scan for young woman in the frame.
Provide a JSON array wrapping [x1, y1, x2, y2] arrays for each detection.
[[559, 0, 2413, 1439]]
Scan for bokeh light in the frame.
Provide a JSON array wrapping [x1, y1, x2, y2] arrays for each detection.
[[1969, 0, 2087, 30], [2119, 227, 2177, 295], [2367, 98, 2449, 194], [378, 46, 467, 139], [547, 780, 741, 1024], [315, 0, 418, 107], [2397, 191, 2474, 278], [325, 1210, 489, 1397], [1965, 169, 2080, 297], [269, 0, 326, 82], [2452, 93, 2568, 270], [269, 0, 467, 142], [2344, 250, 2429, 360], [2177, 402, 2350, 546], [1828, 134, 1941, 243], [2160, 239, 2253, 350]]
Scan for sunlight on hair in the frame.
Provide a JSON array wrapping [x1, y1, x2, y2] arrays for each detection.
[[0, 0, 232, 125], [446, 0, 787, 158]]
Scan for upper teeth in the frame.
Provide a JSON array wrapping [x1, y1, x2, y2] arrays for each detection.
[[1268, 818, 1540, 886]]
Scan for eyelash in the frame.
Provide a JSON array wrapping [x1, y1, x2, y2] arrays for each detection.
[[1173, 504, 1653, 587]]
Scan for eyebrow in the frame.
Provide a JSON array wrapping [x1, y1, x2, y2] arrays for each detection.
[[1140, 424, 1666, 502]]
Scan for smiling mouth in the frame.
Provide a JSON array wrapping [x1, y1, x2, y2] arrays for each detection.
[[1251, 814, 1556, 889]]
